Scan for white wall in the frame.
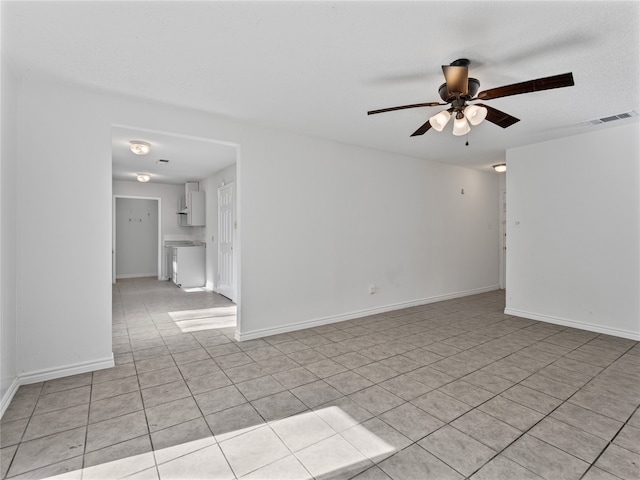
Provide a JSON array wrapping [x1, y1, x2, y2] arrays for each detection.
[[113, 180, 203, 238], [238, 132, 500, 338], [1, 51, 20, 413], [14, 78, 499, 384], [505, 123, 640, 340], [115, 198, 158, 278], [16, 81, 114, 381]]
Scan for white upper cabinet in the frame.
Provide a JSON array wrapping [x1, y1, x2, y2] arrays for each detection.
[[187, 190, 205, 226]]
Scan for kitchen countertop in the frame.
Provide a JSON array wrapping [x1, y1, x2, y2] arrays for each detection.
[[165, 241, 205, 247]]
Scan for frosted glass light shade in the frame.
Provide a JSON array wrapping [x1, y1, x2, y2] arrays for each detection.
[[493, 164, 507, 173], [452, 116, 470, 136], [429, 110, 452, 132], [464, 105, 488, 126], [130, 141, 151, 155], [136, 173, 151, 182]]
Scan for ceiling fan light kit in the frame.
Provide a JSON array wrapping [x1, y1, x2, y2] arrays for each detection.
[[429, 110, 452, 131], [464, 104, 488, 126], [452, 113, 471, 136], [368, 58, 575, 145]]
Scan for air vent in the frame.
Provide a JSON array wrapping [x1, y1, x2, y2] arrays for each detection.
[[157, 159, 170, 164], [581, 111, 638, 126]]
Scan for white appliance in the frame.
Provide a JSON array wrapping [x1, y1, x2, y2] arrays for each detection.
[[172, 245, 205, 287]]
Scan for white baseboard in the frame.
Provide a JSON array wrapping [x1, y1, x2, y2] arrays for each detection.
[[116, 273, 158, 279], [236, 285, 499, 342], [18, 355, 115, 386], [1, 355, 115, 419], [504, 308, 640, 341], [1, 378, 20, 418]]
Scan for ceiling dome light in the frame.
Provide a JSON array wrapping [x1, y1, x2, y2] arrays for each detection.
[[452, 114, 470, 136], [130, 141, 151, 155], [136, 173, 151, 182], [493, 164, 507, 173], [429, 110, 452, 132], [464, 105, 488, 126]]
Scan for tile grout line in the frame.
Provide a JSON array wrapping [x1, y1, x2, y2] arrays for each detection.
[[80, 372, 93, 476]]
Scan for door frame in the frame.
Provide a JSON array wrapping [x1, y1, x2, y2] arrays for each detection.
[[112, 195, 162, 284], [499, 189, 507, 289]]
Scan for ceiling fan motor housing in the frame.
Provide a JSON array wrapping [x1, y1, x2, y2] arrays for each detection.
[[449, 58, 470, 67], [439, 78, 480, 103]]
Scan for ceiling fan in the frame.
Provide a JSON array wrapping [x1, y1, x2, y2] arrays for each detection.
[[367, 59, 574, 137]]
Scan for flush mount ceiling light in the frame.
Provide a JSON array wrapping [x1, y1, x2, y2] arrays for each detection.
[[136, 173, 151, 182], [493, 163, 507, 173], [130, 141, 151, 155]]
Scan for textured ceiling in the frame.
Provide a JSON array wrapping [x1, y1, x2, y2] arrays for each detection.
[[2, 1, 639, 180]]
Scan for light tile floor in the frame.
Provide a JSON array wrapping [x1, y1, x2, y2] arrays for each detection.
[[2, 278, 639, 479]]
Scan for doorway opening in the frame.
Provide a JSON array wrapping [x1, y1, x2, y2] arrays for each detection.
[[111, 124, 241, 336], [112, 196, 162, 282]]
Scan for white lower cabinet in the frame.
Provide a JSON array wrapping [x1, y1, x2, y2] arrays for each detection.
[[172, 246, 205, 287]]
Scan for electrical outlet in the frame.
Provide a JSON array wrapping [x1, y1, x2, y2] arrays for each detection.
[[369, 285, 379, 294]]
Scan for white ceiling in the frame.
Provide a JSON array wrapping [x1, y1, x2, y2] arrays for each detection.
[[3, 1, 639, 180]]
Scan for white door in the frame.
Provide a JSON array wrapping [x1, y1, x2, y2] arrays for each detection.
[[218, 183, 236, 301]]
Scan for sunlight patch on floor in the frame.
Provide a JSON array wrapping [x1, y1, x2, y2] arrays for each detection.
[[48, 407, 396, 479], [181, 286, 213, 293], [169, 306, 237, 332]]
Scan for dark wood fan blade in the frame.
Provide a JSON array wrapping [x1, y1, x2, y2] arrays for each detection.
[[475, 103, 520, 128], [442, 65, 469, 96], [410, 119, 433, 137], [367, 102, 444, 115], [476, 73, 574, 101]]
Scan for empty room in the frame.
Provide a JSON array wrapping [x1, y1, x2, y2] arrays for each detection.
[[1, 1, 638, 479]]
